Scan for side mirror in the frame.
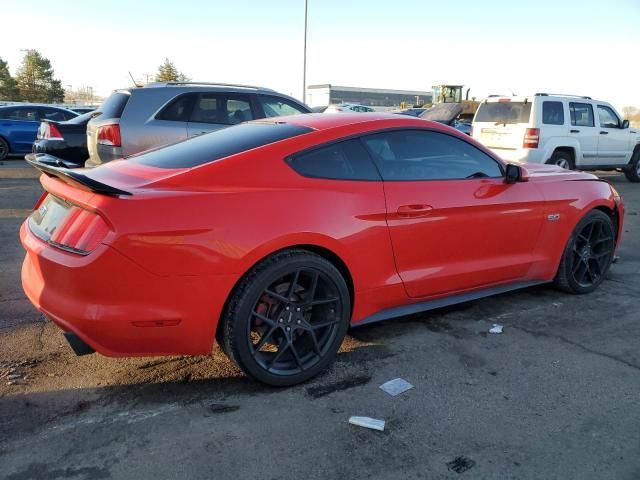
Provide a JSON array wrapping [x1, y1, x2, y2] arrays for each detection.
[[622, 119, 630, 129], [504, 163, 528, 184]]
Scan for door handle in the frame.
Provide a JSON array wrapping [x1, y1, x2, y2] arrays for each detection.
[[600, 131, 608, 135], [570, 129, 580, 133], [397, 204, 433, 218]]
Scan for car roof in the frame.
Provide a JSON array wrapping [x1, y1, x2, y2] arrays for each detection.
[[0, 104, 76, 112], [259, 112, 431, 131]]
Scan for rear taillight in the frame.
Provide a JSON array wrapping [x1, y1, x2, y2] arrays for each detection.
[[523, 128, 540, 149], [97, 124, 121, 147], [38, 123, 63, 140], [49, 206, 109, 253]]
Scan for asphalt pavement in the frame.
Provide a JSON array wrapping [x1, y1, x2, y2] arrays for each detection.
[[0, 160, 638, 480]]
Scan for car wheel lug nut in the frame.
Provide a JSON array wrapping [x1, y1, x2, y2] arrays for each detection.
[[279, 318, 283, 323]]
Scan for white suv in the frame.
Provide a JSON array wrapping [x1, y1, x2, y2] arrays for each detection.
[[472, 93, 640, 182]]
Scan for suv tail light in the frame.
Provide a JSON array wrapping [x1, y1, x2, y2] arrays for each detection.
[[38, 123, 63, 140], [523, 128, 540, 149], [29, 195, 110, 255], [97, 124, 121, 147]]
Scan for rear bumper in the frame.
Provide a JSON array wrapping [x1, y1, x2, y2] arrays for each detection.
[[490, 147, 547, 164], [20, 221, 239, 357], [85, 145, 122, 168]]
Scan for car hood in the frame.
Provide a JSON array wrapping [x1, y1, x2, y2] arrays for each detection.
[[419, 103, 464, 124], [521, 162, 599, 181]]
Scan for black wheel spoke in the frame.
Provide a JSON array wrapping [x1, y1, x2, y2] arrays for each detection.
[[593, 236, 613, 246], [308, 330, 322, 355], [286, 269, 301, 299], [268, 340, 289, 370], [307, 271, 319, 302], [308, 297, 339, 307], [264, 289, 289, 303], [311, 318, 340, 330], [252, 325, 278, 356], [252, 311, 277, 327], [290, 342, 304, 370], [589, 258, 601, 277]]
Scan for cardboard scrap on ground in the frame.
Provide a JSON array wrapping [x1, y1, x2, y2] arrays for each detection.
[[379, 378, 414, 396], [348, 416, 385, 431]]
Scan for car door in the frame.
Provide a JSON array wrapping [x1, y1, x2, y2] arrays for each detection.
[[187, 93, 255, 137], [361, 129, 545, 298], [568, 102, 599, 166], [596, 104, 632, 165], [4, 107, 41, 153]]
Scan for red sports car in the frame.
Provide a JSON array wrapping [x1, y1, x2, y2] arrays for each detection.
[[21, 113, 624, 385]]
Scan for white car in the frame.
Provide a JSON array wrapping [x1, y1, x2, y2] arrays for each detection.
[[472, 93, 640, 182], [325, 103, 375, 113]]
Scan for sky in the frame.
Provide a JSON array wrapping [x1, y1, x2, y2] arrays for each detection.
[[1, 0, 639, 110]]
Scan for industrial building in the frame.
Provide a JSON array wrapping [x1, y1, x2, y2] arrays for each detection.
[[306, 84, 432, 109]]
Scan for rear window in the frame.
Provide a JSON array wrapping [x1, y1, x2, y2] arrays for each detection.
[[130, 122, 313, 169], [66, 111, 96, 125], [475, 101, 532, 124], [96, 91, 130, 119]]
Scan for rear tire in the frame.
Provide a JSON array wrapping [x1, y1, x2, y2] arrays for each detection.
[[219, 250, 350, 386], [0, 137, 9, 161], [624, 147, 640, 182], [547, 150, 574, 170], [554, 209, 615, 294]]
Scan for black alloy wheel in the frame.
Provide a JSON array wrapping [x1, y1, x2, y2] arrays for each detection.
[[220, 250, 350, 386], [555, 210, 615, 293]]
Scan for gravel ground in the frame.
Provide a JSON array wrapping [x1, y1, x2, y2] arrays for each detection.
[[1, 161, 639, 480]]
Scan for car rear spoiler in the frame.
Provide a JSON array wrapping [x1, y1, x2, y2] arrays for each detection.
[[26, 154, 131, 197]]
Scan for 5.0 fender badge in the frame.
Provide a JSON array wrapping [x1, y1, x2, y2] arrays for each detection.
[[547, 213, 560, 222]]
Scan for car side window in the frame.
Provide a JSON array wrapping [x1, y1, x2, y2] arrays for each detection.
[[2, 108, 39, 121], [226, 98, 254, 124], [287, 139, 381, 180], [361, 129, 502, 181], [542, 101, 564, 125], [597, 105, 620, 128], [156, 93, 197, 122], [190, 94, 222, 124], [259, 95, 308, 117], [569, 102, 595, 127]]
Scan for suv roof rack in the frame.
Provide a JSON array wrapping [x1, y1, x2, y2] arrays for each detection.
[[534, 93, 592, 99], [147, 81, 274, 91]]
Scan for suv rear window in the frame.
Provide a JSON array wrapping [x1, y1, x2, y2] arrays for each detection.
[[96, 91, 130, 119], [475, 101, 532, 124], [130, 122, 313, 169]]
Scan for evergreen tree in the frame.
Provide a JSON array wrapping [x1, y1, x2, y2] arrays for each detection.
[[15, 50, 65, 103], [155, 58, 189, 82], [0, 57, 20, 101]]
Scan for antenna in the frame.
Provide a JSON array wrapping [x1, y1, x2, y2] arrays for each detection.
[[128, 72, 142, 88]]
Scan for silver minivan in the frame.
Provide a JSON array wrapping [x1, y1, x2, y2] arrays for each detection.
[[86, 82, 311, 167]]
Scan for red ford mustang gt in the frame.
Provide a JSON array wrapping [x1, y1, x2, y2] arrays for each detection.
[[21, 113, 624, 385]]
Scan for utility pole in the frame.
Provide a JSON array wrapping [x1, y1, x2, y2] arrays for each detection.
[[303, 0, 308, 103]]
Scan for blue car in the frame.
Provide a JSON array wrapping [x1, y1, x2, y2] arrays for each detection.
[[0, 105, 78, 160]]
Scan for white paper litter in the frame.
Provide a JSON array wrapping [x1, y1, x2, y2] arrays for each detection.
[[379, 378, 414, 396], [489, 324, 503, 334], [348, 416, 385, 431]]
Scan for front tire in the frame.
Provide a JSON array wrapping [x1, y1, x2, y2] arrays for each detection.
[[554, 210, 615, 294], [220, 250, 351, 386], [547, 150, 574, 170], [624, 147, 640, 182]]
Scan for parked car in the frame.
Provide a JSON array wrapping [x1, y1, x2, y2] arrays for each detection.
[[325, 103, 375, 113], [393, 107, 427, 117], [85, 82, 311, 167], [0, 105, 78, 160], [22, 113, 623, 386], [69, 107, 96, 115], [26, 111, 95, 168], [472, 93, 640, 181]]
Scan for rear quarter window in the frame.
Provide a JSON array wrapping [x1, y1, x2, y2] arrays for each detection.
[[287, 139, 381, 180], [542, 101, 564, 125], [96, 91, 131, 119], [130, 122, 313, 169]]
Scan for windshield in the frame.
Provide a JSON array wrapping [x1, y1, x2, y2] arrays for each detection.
[[475, 101, 532, 124]]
